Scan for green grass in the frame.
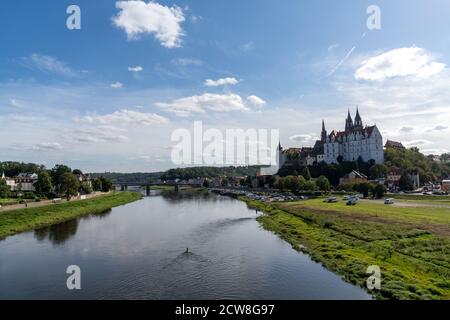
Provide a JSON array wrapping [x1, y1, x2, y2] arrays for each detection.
[[0, 192, 142, 239], [390, 194, 450, 202], [149, 185, 176, 191], [0, 199, 20, 206], [243, 197, 450, 300]]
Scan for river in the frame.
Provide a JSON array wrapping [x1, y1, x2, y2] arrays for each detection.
[[0, 190, 371, 299]]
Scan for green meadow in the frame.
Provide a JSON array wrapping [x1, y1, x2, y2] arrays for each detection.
[[245, 196, 450, 300]]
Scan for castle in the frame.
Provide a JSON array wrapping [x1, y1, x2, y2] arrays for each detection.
[[277, 108, 384, 171]]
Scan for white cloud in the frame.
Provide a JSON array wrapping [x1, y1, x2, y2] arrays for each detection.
[[355, 47, 446, 81], [404, 139, 431, 147], [9, 99, 22, 108], [32, 142, 63, 151], [205, 77, 239, 87], [128, 66, 143, 72], [289, 133, 319, 144], [156, 93, 249, 116], [71, 127, 128, 144], [113, 1, 185, 48], [399, 126, 414, 133], [77, 110, 169, 126], [21, 53, 76, 77], [110, 82, 124, 89], [431, 125, 448, 131], [246, 95, 266, 107]]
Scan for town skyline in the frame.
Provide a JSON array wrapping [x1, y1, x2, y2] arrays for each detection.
[[1, 1, 450, 172]]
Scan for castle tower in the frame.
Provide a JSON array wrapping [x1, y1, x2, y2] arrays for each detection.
[[354, 106, 363, 129], [345, 109, 353, 132], [321, 120, 327, 142]]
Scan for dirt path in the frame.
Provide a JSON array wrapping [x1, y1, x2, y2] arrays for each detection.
[[0, 192, 110, 213]]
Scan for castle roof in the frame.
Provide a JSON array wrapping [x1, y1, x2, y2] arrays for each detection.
[[328, 125, 376, 140]]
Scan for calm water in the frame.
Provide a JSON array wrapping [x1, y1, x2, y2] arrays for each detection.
[[0, 191, 371, 299]]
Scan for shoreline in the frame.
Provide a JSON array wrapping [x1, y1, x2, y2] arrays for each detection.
[[0, 192, 142, 240], [238, 195, 450, 300]]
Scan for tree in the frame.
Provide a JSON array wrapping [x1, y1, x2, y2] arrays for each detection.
[[301, 166, 311, 180], [372, 184, 387, 199], [337, 155, 344, 164], [72, 169, 83, 176], [51, 165, 72, 193], [59, 173, 80, 199], [355, 182, 372, 198], [303, 180, 317, 191], [283, 176, 300, 192], [80, 181, 93, 194], [0, 178, 10, 198], [369, 164, 387, 179], [99, 176, 113, 192], [92, 178, 102, 191], [34, 170, 52, 195], [399, 174, 414, 191], [316, 176, 331, 191]]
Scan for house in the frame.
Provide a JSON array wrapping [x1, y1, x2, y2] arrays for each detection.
[[384, 140, 405, 149], [1, 172, 39, 192], [339, 170, 368, 185], [385, 168, 403, 190], [442, 180, 450, 192], [76, 173, 92, 188]]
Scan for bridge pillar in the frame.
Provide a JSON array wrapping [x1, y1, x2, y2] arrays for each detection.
[[175, 185, 179, 192], [146, 185, 151, 196]]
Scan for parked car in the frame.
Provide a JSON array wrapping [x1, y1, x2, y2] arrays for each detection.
[[346, 197, 358, 205], [384, 198, 395, 205], [323, 197, 338, 203]]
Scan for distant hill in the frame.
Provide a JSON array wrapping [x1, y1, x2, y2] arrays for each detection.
[[89, 172, 163, 185], [160, 166, 262, 180], [90, 166, 263, 184]]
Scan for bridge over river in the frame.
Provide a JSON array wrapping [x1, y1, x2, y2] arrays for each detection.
[[116, 182, 203, 195]]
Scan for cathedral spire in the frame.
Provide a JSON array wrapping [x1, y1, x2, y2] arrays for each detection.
[[354, 106, 363, 128], [321, 120, 327, 141], [345, 108, 353, 131]]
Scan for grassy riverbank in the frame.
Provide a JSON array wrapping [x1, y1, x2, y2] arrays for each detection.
[[0, 192, 142, 239], [244, 197, 450, 300]]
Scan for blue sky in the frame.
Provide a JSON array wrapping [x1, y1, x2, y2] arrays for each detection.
[[1, 0, 450, 172]]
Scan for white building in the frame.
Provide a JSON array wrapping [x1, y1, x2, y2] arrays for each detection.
[[1, 172, 38, 192], [322, 109, 384, 164]]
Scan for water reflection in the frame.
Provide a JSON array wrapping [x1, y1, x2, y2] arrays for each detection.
[[34, 219, 79, 245], [33, 209, 112, 245]]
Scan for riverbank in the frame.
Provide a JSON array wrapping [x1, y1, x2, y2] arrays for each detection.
[[243, 196, 450, 300], [0, 192, 142, 239]]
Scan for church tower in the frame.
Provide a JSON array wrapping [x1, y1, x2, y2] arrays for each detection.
[[321, 120, 327, 142], [345, 109, 353, 132], [354, 106, 363, 129]]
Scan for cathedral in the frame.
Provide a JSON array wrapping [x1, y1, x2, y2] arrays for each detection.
[[277, 108, 384, 171]]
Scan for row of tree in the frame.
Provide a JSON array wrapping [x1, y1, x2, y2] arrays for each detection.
[[276, 175, 331, 192], [0, 162, 113, 199], [337, 182, 387, 199]]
